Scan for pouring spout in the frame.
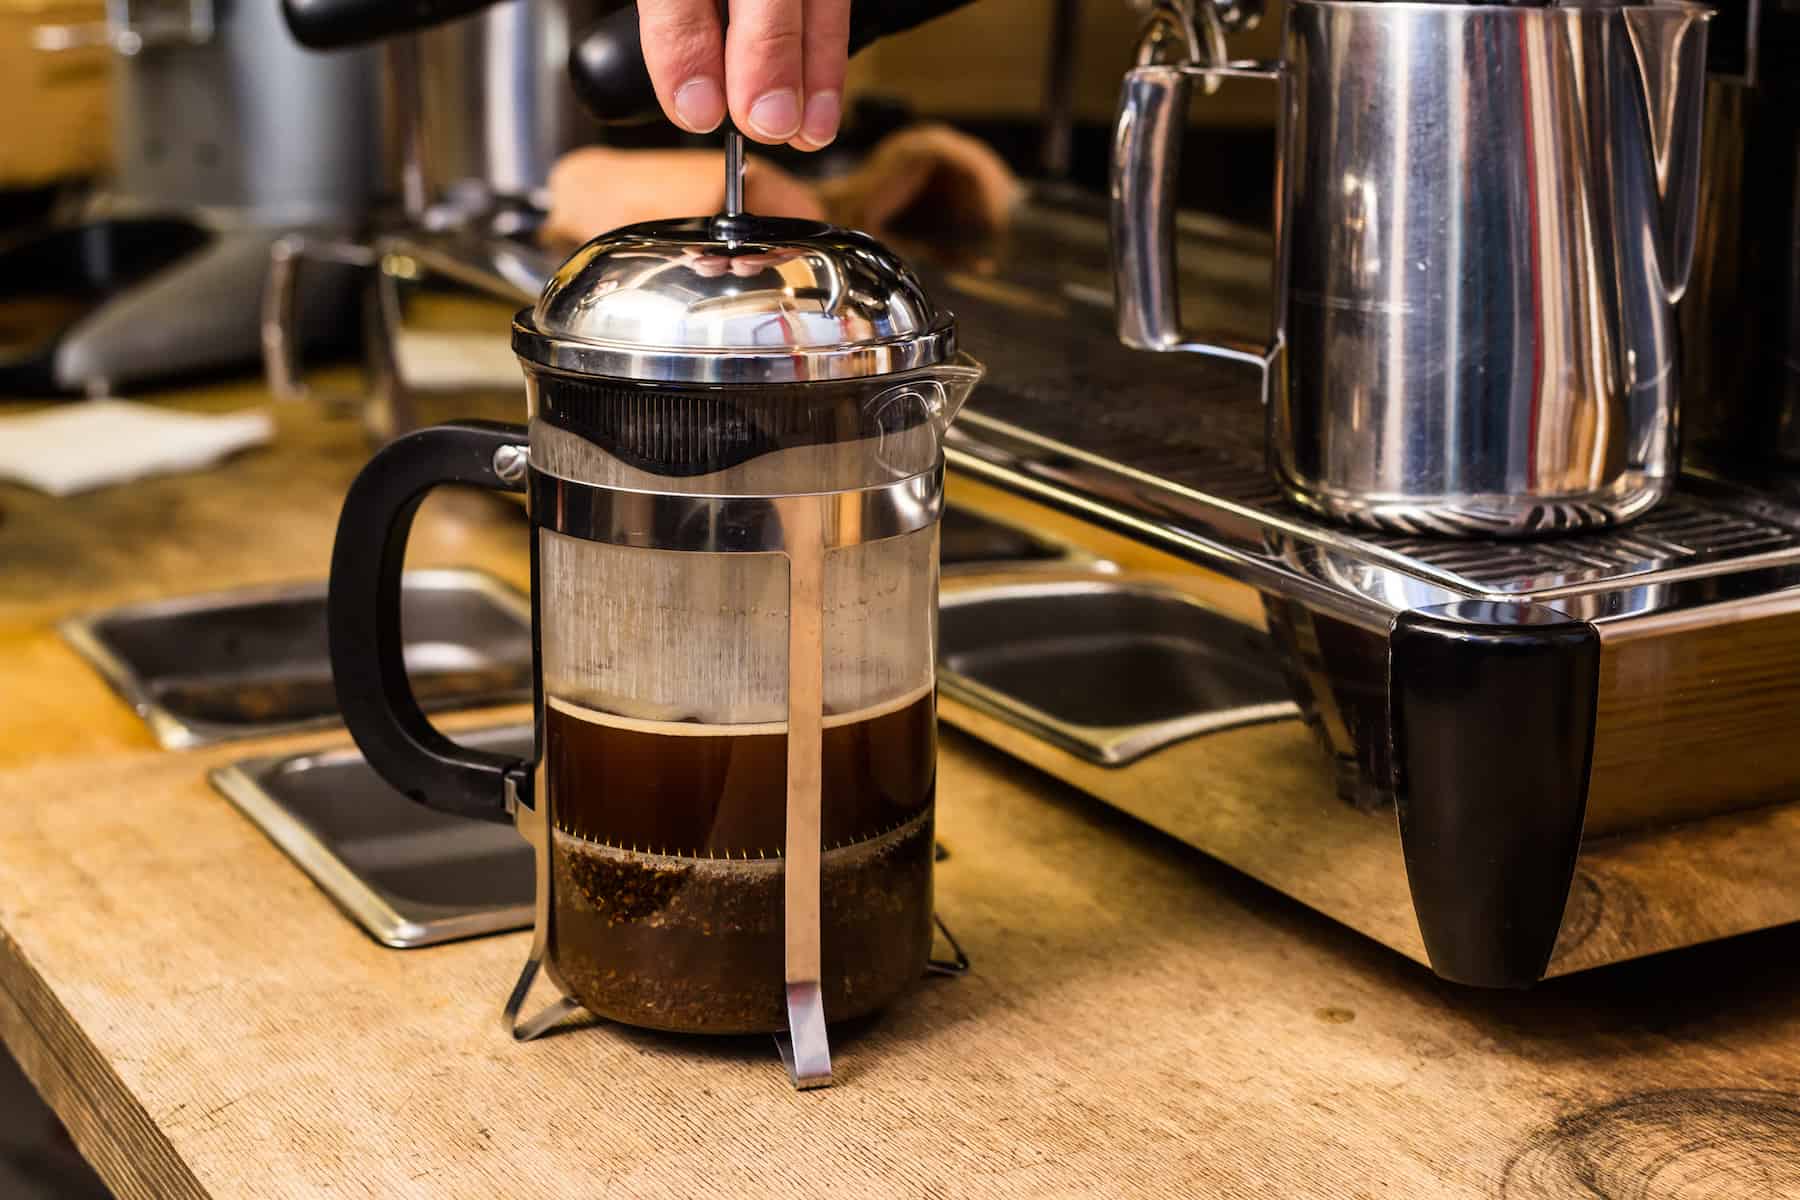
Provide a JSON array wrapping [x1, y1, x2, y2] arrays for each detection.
[[857, 353, 986, 478], [1622, 2, 1712, 302], [925, 352, 987, 436]]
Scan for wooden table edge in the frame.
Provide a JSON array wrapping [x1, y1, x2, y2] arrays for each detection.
[[2, 917, 212, 1199]]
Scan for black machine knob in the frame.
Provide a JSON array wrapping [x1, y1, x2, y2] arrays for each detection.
[[569, 0, 977, 125]]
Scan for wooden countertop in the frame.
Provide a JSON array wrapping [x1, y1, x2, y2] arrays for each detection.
[[4, 382, 1800, 1199]]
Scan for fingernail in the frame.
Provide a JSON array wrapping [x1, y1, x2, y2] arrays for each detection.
[[673, 77, 725, 133], [800, 90, 841, 148], [747, 89, 801, 141]]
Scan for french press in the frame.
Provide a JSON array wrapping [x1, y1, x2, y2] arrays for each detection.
[[327, 132, 982, 1089]]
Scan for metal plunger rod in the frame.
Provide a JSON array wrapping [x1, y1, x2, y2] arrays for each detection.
[[724, 126, 746, 217], [719, 0, 746, 219]]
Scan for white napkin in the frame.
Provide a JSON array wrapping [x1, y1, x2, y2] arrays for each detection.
[[0, 399, 275, 497]]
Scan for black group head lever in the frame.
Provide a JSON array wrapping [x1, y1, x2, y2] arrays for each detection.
[[569, 0, 979, 125], [283, 0, 507, 50]]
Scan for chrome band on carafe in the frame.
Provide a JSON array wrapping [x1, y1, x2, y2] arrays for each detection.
[[526, 466, 946, 552]]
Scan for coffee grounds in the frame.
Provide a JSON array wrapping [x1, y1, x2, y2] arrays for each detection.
[[549, 810, 935, 1034]]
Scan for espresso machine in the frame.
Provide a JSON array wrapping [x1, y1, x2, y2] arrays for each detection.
[[918, 0, 1800, 990]]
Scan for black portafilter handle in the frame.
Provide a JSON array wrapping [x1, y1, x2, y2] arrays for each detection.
[[283, 0, 509, 50], [570, 0, 977, 125]]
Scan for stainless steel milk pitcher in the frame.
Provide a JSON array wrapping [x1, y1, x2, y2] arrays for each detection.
[[1113, 0, 1712, 536]]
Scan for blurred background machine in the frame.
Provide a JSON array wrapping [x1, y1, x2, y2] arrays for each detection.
[[263, 0, 606, 440], [1681, 0, 1800, 477], [0, 0, 378, 395]]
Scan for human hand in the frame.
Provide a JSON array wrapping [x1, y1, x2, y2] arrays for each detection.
[[637, 0, 849, 150]]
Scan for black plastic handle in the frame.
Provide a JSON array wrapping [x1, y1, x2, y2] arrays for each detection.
[[283, 0, 504, 50], [570, 0, 978, 124], [327, 421, 533, 823]]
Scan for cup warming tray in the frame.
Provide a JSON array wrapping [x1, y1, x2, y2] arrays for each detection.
[[939, 580, 1298, 766], [61, 568, 532, 749], [210, 725, 535, 948]]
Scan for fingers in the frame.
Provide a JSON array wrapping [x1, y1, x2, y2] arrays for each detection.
[[645, 0, 847, 150], [640, 0, 726, 134], [725, 0, 804, 144], [792, 0, 849, 150]]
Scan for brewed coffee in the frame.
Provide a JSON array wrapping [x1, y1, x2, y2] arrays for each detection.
[[545, 686, 937, 1033]]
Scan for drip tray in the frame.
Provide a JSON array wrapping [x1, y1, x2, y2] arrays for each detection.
[[938, 580, 1299, 765], [61, 568, 532, 749], [210, 725, 535, 948]]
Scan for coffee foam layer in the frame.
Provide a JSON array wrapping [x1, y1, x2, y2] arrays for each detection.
[[546, 680, 935, 738]]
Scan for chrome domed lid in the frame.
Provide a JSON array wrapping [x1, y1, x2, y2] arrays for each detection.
[[512, 214, 957, 385]]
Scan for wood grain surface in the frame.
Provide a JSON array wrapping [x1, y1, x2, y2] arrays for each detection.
[[5, 734, 1800, 1199], [4, 386, 1800, 1198]]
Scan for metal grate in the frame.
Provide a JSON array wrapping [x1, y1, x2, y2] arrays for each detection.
[[1370, 498, 1800, 592], [947, 270, 1800, 598]]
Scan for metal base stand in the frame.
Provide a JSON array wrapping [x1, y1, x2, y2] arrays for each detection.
[[506, 909, 972, 1083], [775, 981, 833, 1090], [503, 949, 583, 1042], [503, 777, 583, 1043], [772, 911, 970, 1089], [928, 913, 972, 976]]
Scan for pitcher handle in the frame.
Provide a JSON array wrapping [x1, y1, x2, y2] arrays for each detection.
[[1110, 59, 1290, 396]]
